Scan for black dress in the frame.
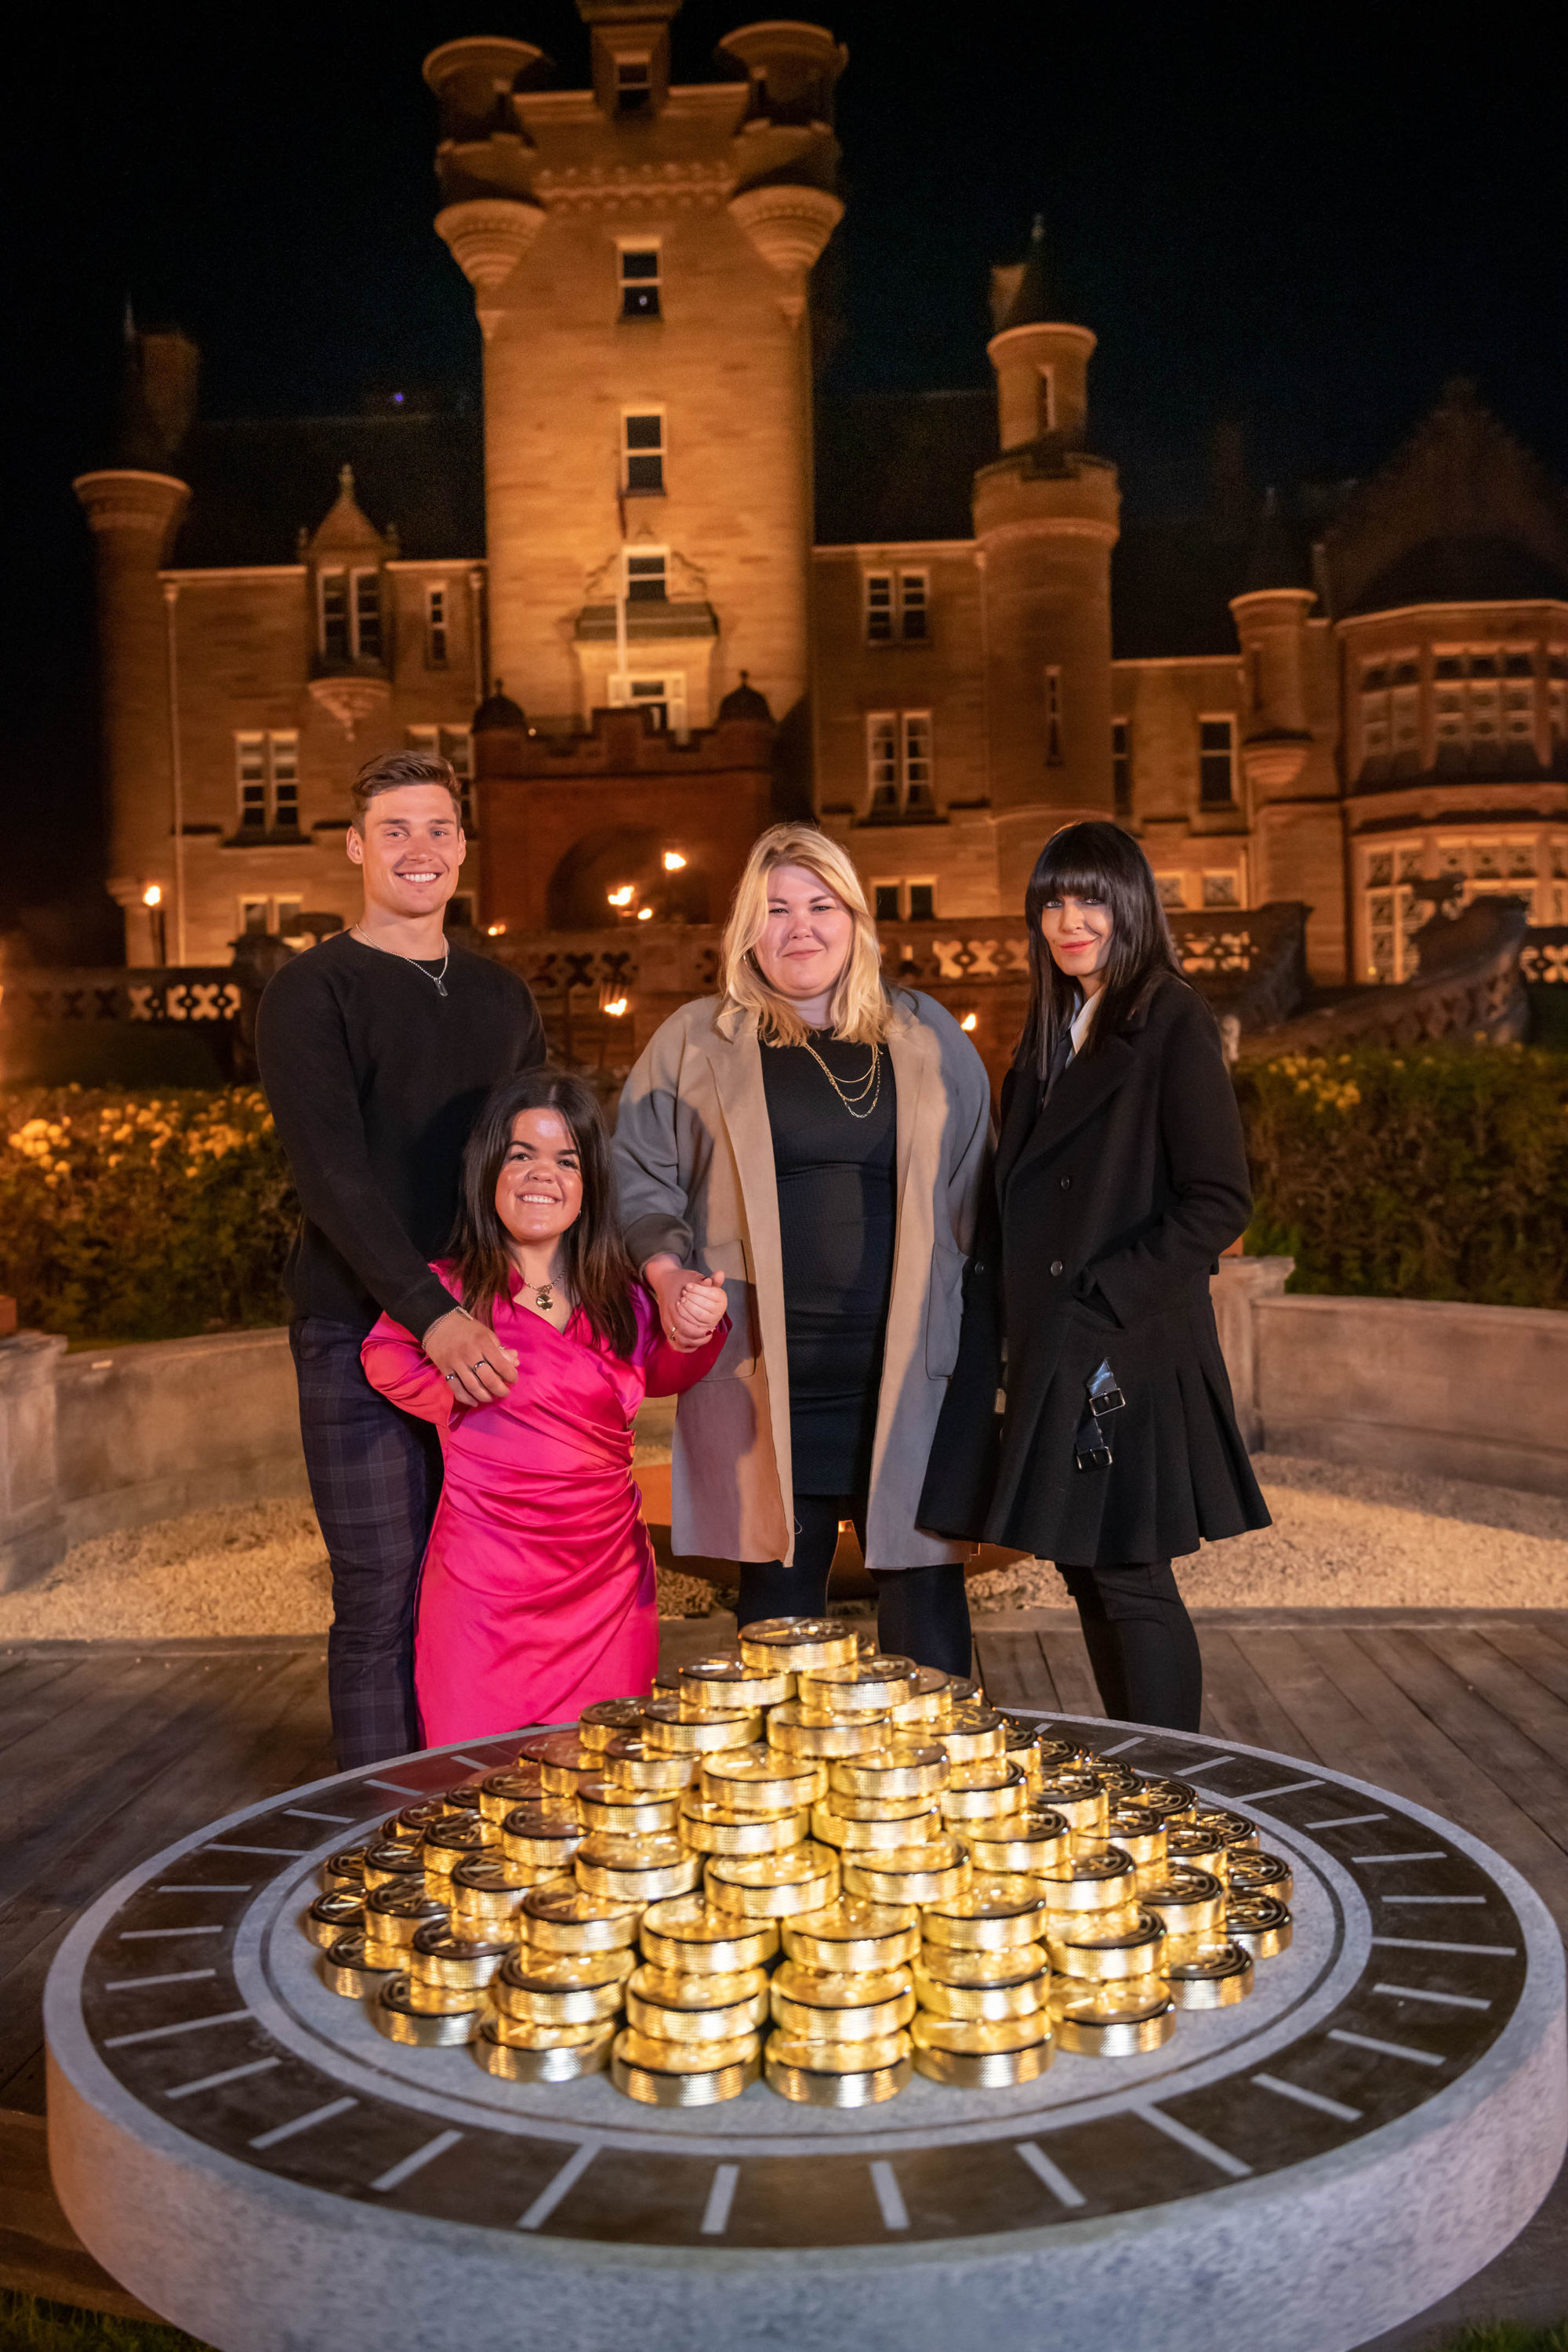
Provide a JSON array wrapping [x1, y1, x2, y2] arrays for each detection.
[[759, 1035, 897, 1496]]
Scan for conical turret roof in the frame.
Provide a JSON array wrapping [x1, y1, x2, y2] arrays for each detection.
[[306, 463, 390, 557], [996, 216, 1056, 332]]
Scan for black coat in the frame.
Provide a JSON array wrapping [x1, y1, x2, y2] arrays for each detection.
[[918, 973, 1270, 1565]]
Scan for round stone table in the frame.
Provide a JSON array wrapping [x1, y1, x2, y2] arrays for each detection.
[[46, 1715, 1566, 2352]]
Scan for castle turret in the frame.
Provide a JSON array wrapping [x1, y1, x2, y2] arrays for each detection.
[[1228, 489, 1316, 791], [74, 322, 196, 961], [973, 223, 1120, 898]]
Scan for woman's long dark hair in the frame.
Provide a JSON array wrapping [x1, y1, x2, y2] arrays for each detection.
[[447, 1069, 638, 1358], [1018, 821, 1184, 1074]]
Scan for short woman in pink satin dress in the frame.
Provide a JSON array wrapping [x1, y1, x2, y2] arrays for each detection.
[[361, 1070, 727, 1746]]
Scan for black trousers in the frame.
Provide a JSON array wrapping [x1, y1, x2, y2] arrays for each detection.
[[1055, 1559, 1203, 1733], [290, 1316, 443, 1769], [734, 1494, 973, 1679]]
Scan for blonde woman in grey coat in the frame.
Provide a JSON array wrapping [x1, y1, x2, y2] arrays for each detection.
[[612, 822, 991, 1671]]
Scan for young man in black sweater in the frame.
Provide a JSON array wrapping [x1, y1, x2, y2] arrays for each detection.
[[256, 749, 546, 1766]]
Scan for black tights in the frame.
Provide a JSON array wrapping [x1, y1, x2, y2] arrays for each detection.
[[1055, 1560, 1203, 1733], [734, 1494, 973, 1679]]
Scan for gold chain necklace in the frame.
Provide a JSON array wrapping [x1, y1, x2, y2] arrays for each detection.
[[799, 1035, 883, 1120]]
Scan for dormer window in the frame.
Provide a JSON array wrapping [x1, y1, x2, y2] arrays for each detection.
[[354, 571, 382, 660], [318, 567, 382, 663], [320, 572, 350, 663], [615, 56, 652, 114], [619, 245, 661, 321]]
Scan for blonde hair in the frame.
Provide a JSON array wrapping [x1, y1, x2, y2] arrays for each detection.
[[720, 824, 893, 1046]]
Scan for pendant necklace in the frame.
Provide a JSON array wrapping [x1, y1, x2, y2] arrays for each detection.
[[351, 926, 449, 998]]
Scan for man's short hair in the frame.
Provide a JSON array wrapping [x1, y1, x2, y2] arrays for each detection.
[[350, 750, 463, 825]]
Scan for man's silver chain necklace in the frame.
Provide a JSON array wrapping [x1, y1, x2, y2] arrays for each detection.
[[351, 926, 449, 998]]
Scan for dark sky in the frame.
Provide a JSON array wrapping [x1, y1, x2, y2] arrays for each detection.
[[8, 0, 1568, 938]]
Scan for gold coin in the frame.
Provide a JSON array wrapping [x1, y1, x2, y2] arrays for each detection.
[[403, 1969, 488, 2015], [371, 1975, 485, 2045], [625, 1963, 770, 2042], [520, 1882, 644, 1953], [500, 1806, 585, 1870], [941, 1762, 1029, 1823], [574, 1831, 702, 1904], [640, 1698, 763, 1755], [678, 1653, 794, 1711], [447, 1855, 536, 1926], [1048, 1907, 1167, 1982], [829, 1744, 949, 1802], [680, 1793, 809, 1856], [578, 1697, 648, 1751], [1225, 1893, 1293, 1959], [601, 1734, 699, 1792], [1123, 1776, 1198, 1820], [577, 1777, 682, 1837], [473, 1767, 545, 1824], [1029, 1734, 1098, 1773], [385, 1800, 445, 1842], [819, 1787, 933, 1827], [1163, 1935, 1254, 2007], [912, 1947, 1050, 2020], [961, 1812, 1073, 1876], [934, 1704, 1007, 1763], [318, 1932, 399, 1998], [518, 1731, 597, 1784], [921, 1875, 1051, 1951], [841, 1842, 971, 1906], [474, 2016, 615, 2080], [766, 2034, 912, 2105], [797, 1655, 919, 1719], [1032, 1773, 1109, 1837], [811, 1803, 941, 1853], [1166, 1825, 1231, 1882], [1192, 1806, 1261, 1852], [705, 1843, 841, 1918], [1103, 1806, 1170, 1870], [1228, 1850, 1294, 1903], [438, 1781, 488, 1819], [1137, 1864, 1227, 1934], [770, 1961, 916, 2041], [358, 1841, 424, 1892], [304, 1890, 364, 1949], [485, 2011, 617, 2050], [1050, 1975, 1177, 2056], [421, 1818, 498, 1877], [701, 1744, 826, 1814], [780, 1898, 920, 1973], [408, 1922, 515, 1990], [361, 1883, 450, 1947], [909, 2011, 1053, 2087], [1039, 1842, 1138, 1914], [491, 1945, 635, 2024], [767, 1702, 891, 1759], [888, 1667, 956, 1730], [639, 1893, 779, 1976], [611, 2029, 762, 2105], [320, 1845, 371, 1892], [736, 1618, 859, 1674]]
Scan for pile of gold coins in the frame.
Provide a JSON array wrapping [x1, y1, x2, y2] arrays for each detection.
[[304, 1619, 1294, 2107]]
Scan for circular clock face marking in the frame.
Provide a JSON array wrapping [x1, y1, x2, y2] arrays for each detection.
[[47, 1717, 1565, 2352]]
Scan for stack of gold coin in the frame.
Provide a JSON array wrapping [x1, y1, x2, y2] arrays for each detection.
[[448, 1853, 539, 1931], [485, 1944, 633, 2076], [1225, 1890, 1293, 1958], [578, 1696, 647, 1751], [304, 1889, 364, 1950], [907, 1874, 1053, 2085], [361, 1880, 448, 1966], [472, 1766, 543, 1824], [640, 1697, 763, 1755], [601, 1732, 699, 1791], [678, 1650, 794, 1711], [737, 1617, 859, 1675], [765, 1952, 915, 2106]]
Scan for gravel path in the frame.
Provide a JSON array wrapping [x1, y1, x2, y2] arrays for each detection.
[[0, 1454, 1563, 1643]]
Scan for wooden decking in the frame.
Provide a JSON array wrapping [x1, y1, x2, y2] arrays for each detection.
[[2, 1610, 1566, 2347]]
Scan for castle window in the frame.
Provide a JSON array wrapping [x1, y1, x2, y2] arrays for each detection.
[[865, 572, 929, 644], [236, 735, 267, 831], [276, 898, 304, 942], [866, 574, 894, 643], [426, 584, 448, 668], [1198, 716, 1236, 806], [1548, 653, 1568, 746], [867, 713, 899, 810], [873, 883, 899, 920], [865, 712, 935, 817], [898, 572, 928, 642], [908, 880, 936, 920], [1112, 717, 1132, 815], [239, 898, 269, 934], [1362, 837, 1431, 982], [1044, 668, 1064, 767], [270, 731, 299, 829], [319, 572, 350, 663], [354, 570, 382, 661], [615, 56, 652, 114], [234, 732, 298, 832], [619, 245, 662, 321], [871, 880, 938, 920], [623, 412, 666, 495], [902, 713, 935, 813], [626, 550, 668, 602]]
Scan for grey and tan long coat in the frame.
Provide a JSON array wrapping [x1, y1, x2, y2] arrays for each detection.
[[612, 991, 992, 1572]]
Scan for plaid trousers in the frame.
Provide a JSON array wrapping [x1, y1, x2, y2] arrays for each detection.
[[290, 1317, 444, 1769]]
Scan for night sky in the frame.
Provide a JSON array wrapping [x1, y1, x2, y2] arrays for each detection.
[[8, 0, 1567, 942]]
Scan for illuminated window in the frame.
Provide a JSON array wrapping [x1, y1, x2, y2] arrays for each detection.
[[1549, 653, 1568, 746], [1362, 838, 1432, 981], [902, 713, 935, 813], [319, 568, 381, 662], [623, 413, 665, 495], [275, 898, 304, 941], [239, 898, 269, 935], [1037, 365, 1054, 433], [270, 731, 299, 830], [870, 880, 938, 920], [1112, 717, 1132, 815], [408, 725, 474, 829], [426, 584, 448, 667], [865, 712, 935, 816], [1044, 668, 1063, 767], [1434, 647, 1539, 769], [619, 246, 661, 321], [1198, 716, 1236, 807]]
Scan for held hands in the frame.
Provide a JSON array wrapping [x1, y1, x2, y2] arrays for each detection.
[[645, 1255, 729, 1353], [423, 1306, 519, 1408]]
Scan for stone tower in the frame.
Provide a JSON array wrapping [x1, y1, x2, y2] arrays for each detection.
[[975, 222, 1120, 899], [74, 323, 198, 962], [426, 3, 844, 784]]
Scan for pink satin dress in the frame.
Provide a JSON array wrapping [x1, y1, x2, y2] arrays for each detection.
[[361, 1266, 726, 1747]]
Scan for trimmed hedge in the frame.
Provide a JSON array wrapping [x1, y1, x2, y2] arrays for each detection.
[[1, 1086, 294, 1343], [1236, 1043, 1568, 1310]]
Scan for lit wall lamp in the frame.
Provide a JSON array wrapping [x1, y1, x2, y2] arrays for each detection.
[[662, 850, 687, 872], [604, 996, 630, 1018], [486, 920, 507, 937], [607, 884, 634, 909], [637, 906, 653, 922], [143, 884, 167, 970], [960, 1011, 978, 1033]]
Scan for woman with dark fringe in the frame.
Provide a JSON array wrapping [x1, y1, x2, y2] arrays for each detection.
[[361, 1069, 728, 1744], [919, 822, 1270, 1732]]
